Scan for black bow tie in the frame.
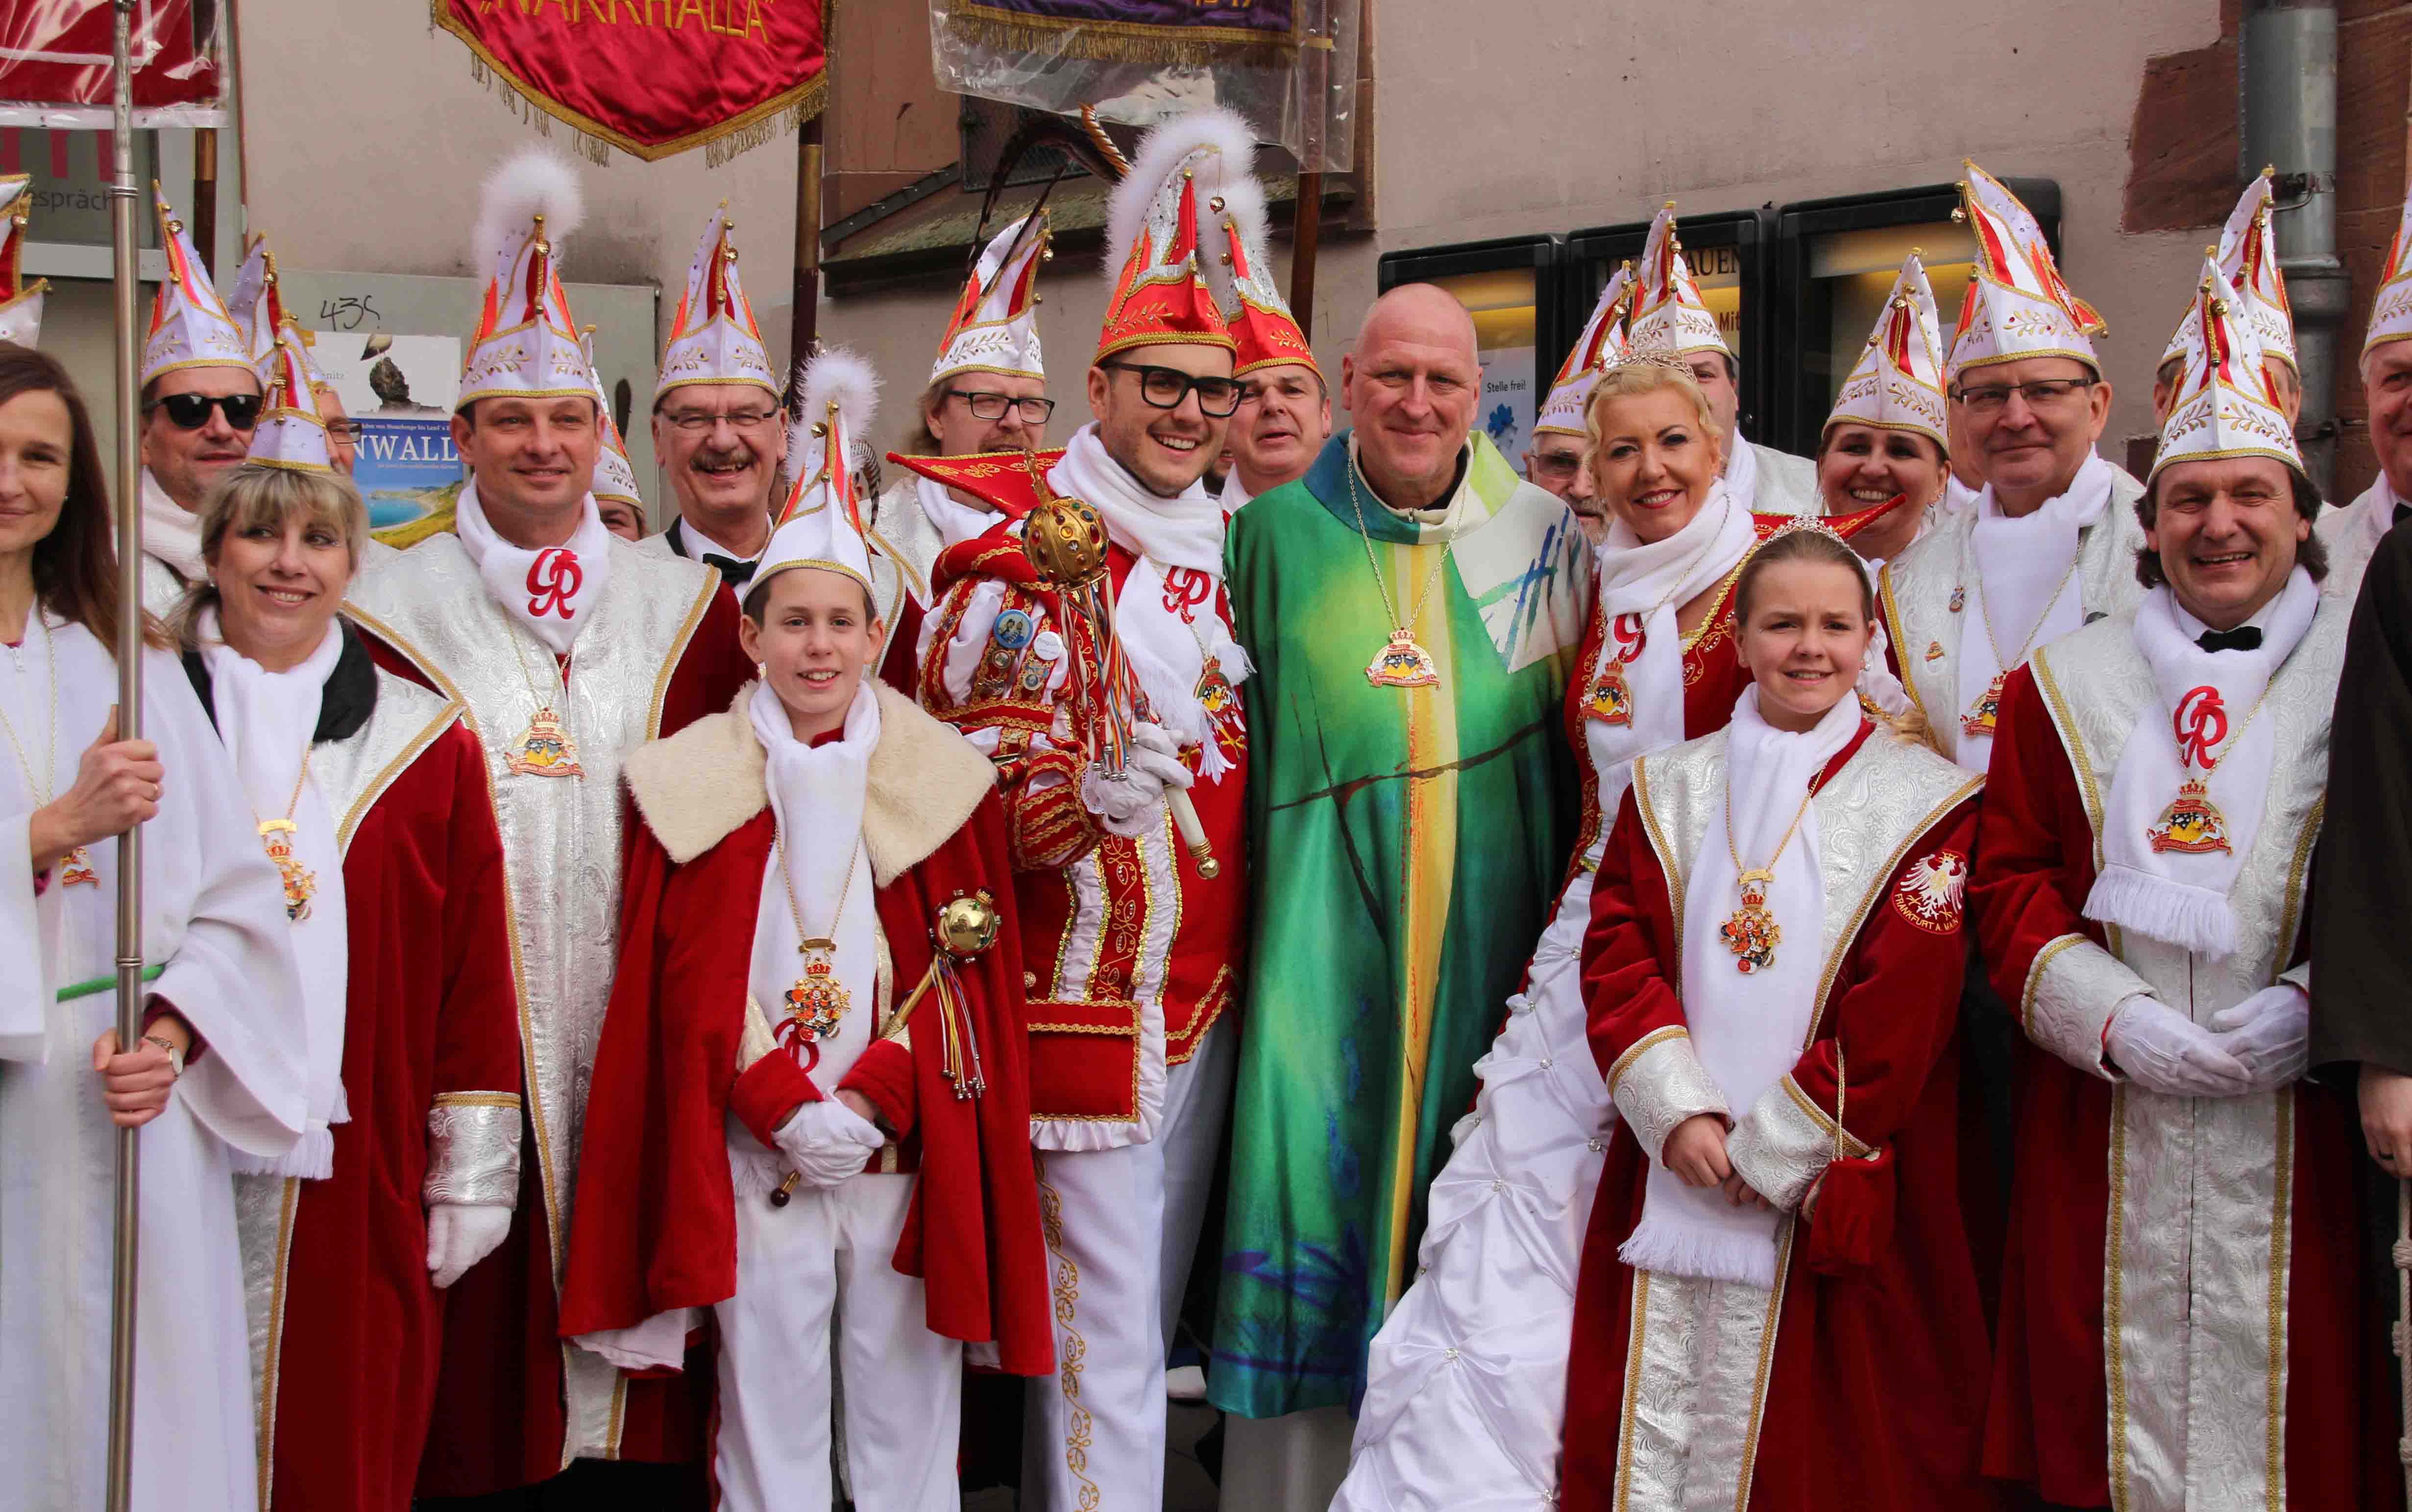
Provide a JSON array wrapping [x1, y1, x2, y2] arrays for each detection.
[[702, 553, 756, 587], [2196, 625, 2263, 653]]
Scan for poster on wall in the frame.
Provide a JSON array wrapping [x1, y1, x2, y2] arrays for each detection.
[[309, 332, 463, 546], [1478, 346, 1536, 469]]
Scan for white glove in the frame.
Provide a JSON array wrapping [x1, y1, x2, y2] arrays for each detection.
[[425, 1201, 513, 1289], [774, 1099, 885, 1189], [2207, 984, 2311, 1093], [2105, 995, 2253, 1099], [1079, 722, 1194, 839]]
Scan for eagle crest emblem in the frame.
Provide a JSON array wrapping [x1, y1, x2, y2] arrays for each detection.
[[1892, 849, 1969, 935]]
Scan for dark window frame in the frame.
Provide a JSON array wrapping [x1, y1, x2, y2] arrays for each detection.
[[1564, 209, 1775, 440]]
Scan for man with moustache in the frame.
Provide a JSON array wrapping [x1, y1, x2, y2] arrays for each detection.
[[637, 205, 786, 587], [2318, 184, 2412, 597], [346, 149, 747, 1503], [1211, 276, 1590, 1508], [893, 113, 1252, 1512], [137, 189, 264, 612], [866, 209, 1053, 688]]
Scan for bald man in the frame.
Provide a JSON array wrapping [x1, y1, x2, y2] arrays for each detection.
[[1208, 283, 1593, 1506]]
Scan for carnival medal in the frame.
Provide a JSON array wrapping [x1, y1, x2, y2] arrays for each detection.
[[2149, 686, 2248, 856], [2147, 777, 2232, 855], [1961, 673, 2004, 740], [1586, 614, 1646, 725], [785, 944, 852, 1041], [508, 705, 585, 778], [1720, 871, 1782, 974], [257, 818, 316, 922], [58, 845, 98, 888], [1366, 628, 1441, 689]]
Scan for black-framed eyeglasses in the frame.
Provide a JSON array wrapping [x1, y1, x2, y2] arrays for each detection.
[[323, 419, 365, 443], [1101, 361, 1242, 418], [660, 405, 783, 432], [143, 391, 262, 432], [1950, 376, 2096, 414], [945, 388, 1056, 425]]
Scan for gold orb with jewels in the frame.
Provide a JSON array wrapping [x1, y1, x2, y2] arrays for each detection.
[[1020, 455, 1108, 589], [935, 891, 1002, 960]]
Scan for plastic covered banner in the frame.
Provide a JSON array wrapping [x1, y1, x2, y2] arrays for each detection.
[[435, 0, 829, 166], [0, 0, 225, 127], [931, 0, 1358, 171]]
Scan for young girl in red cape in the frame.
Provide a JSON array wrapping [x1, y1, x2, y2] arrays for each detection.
[[557, 352, 1051, 1512]]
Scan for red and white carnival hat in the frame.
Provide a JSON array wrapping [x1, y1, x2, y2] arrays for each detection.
[[2151, 253, 2302, 482], [1627, 203, 1729, 360], [1947, 161, 2105, 378], [657, 202, 778, 403], [933, 210, 1051, 387], [142, 184, 252, 385], [2160, 170, 2294, 376], [0, 175, 48, 349], [1194, 112, 1318, 382], [1095, 111, 1240, 365], [1534, 263, 1634, 438], [244, 331, 336, 474], [1825, 252, 1949, 452], [761, 348, 880, 593], [458, 148, 592, 411]]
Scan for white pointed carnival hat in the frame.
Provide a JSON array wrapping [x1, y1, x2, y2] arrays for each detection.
[[244, 331, 336, 474], [0, 175, 48, 348], [1096, 110, 1241, 364], [1627, 203, 1729, 360], [142, 184, 252, 385], [933, 211, 1051, 387], [759, 348, 880, 594], [225, 231, 337, 398], [2367, 187, 2412, 359], [656, 202, 778, 403], [573, 327, 643, 512], [1825, 253, 1949, 452], [458, 148, 593, 411], [1947, 162, 2105, 378], [2150, 254, 2302, 482], [1193, 112, 1320, 382], [1535, 263, 1634, 438], [2160, 170, 2294, 376]]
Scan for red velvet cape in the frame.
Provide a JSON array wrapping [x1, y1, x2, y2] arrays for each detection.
[[1969, 665, 2396, 1510], [558, 791, 1054, 1378], [1561, 729, 2000, 1512], [260, 719, 521, 1512]]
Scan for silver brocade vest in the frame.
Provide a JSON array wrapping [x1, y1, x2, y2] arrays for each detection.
[[865, 477, 946, 620], [234, 663, 473, 1500], [2026, 600, 2341, 1512], [1879, 466, 2148, 768], [345, 534, 718, 1464], [1611, 726, 1980, 1512]]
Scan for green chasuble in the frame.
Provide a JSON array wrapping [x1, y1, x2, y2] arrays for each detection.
[[1208, 430, 1591, 1418]]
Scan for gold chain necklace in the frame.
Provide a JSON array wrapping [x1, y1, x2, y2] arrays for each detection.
[[1345, 456, 1458, 690], [775, 827, 865, 1043], [1717, 764, 1829, 975], [0, 615, 97, 888], [1960, 550, 2081, 742], [502, 630, 585, 779]]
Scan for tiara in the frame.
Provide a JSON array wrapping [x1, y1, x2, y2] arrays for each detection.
[[1762, 515, 1850, 547]]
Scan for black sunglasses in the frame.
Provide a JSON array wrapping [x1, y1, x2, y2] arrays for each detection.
[[1101, 361, 1242, 418], [144, 391, 263, 432]]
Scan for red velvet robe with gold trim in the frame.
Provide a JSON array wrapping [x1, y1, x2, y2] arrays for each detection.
[[1970, 664, 2394, 1511], [1562, 726, 1997, 1512]]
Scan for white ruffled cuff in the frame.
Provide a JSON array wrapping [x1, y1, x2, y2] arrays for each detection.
[[425, 1093, 521, 1206], [2022, 933, 2149, 1080], [1726, 1074, 1871, 1213], [1607, 1029, 1729, 1166]]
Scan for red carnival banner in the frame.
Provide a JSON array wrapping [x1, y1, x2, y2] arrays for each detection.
[[0, 0, 224, 123], [434, 0, 828, 165]]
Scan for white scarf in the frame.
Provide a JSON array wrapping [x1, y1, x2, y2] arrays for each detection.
[[1622, 688, 1861, 1289], [1048, 423, 1249, 780], [1581, 483, 1755, 852], [140, 469, 207, 582], [452, 478, 612, 656], [1722, 430, 1760, 511], [1219, 475, 1256, 512], [2083, 569, 2317, 958], [1955, 452, 2116, 769], [916, 473, 1000, 553], [200, 609, 350, 1180], [748, 679, 879, 1089]]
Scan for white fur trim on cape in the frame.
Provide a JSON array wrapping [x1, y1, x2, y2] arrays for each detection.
[[1105, 107, 1258, 283], [473, 146, 584, 285], [623, 681, 996, 881]]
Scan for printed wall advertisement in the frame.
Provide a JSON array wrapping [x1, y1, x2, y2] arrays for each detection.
[[309, 331, 463, 544], [1478, 346, 1537, 469]]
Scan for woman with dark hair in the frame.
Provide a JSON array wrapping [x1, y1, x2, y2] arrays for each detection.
[[0, 340, 308, 1509], [179, 338, 524, 1512]]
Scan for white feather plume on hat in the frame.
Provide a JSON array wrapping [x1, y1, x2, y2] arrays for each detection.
[[472, 146, 585, 282], [790, 348, 881, 464], [1104, 107, 1256, 283]]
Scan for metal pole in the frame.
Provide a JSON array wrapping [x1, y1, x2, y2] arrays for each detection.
[[2240, 0, 2344, 493], [785, 114, 824, 410], [1287, 0, 1331, 326], [103, 0, 147, 1505], [191, 129, 218, 279]]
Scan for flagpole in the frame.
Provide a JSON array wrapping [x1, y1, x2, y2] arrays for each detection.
[[1287, 0, 1331, 325], [785, 113, 824, 410], [103, 0, 148, 1504]]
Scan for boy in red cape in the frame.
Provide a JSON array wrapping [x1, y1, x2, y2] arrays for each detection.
[[559, 351, 1050, 1512]]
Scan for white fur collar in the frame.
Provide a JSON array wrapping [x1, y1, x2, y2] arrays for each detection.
[[624, 680, 997, 883]]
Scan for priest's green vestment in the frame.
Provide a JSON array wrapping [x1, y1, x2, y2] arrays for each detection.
[[1208, 430, 1591, 1418]]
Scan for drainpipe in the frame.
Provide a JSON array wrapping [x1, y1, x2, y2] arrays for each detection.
[[2241, 0, 2345, 493]]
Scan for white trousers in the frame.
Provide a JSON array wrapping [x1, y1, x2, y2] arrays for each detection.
[[1024, 1019, 1233, 1512], [712, 1170, 962, 1512]]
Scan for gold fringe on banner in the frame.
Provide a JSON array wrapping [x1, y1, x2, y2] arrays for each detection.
[[946, 3, 1307, 67], [437, 0, 829, 165]]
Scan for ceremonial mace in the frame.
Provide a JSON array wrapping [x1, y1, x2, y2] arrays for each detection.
[[104, 0, 150, 1506], [1018, 456, 1218, 878]]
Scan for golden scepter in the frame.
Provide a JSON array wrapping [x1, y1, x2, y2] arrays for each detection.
[[1018, 455, 1218, 878]]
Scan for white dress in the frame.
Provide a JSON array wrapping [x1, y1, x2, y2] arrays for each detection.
[[0, 616, 307, 1512]]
